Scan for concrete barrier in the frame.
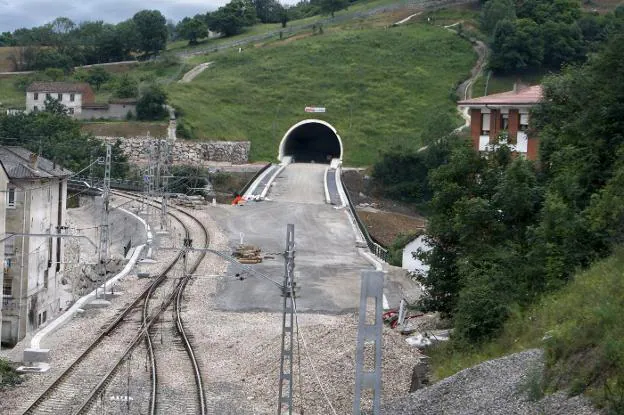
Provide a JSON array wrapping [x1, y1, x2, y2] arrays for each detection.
[[27, 206, 150, 360]]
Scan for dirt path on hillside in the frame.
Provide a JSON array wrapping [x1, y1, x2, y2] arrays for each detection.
[[444, 22, 488, 130], [179, 61, 213, 83]]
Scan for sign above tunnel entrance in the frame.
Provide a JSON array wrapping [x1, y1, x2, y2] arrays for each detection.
[[304, 106, 326, 113]]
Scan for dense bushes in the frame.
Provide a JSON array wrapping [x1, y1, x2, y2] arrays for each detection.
[[414, 19, 624, 347], [483, 0, 623, 73]]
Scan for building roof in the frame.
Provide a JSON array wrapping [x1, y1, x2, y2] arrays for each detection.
[[0, 146, 72, 180], [458, 85, 543, 106], [26, 82, 93, 95], [82, 103, 109, 109], [109, 98, 138, 105]]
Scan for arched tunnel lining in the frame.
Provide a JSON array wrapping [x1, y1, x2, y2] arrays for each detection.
[[282, 121, 342, 163]]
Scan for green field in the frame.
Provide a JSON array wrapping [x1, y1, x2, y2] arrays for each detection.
[[168, 23, 475, 165]]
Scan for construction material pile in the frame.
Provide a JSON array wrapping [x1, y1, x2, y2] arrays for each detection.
[[232, 244, 262, 264]]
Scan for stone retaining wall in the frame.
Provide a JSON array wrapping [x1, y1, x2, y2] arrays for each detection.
[[99, 136, 250, 165]]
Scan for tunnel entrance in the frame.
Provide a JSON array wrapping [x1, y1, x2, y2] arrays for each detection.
[[279, 119, 343, 163]]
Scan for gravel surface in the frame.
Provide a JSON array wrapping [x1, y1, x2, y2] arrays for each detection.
[[179, 206, 424, 415], [382, 349, 602, 415]]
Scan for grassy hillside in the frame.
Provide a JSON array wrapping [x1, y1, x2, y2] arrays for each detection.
[[168, 23, 475, 165], [429, 246, 624, 413]]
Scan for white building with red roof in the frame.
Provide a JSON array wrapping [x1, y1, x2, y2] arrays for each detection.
[[458, 85, 543, 160]]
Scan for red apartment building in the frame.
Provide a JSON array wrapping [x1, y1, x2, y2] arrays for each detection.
[[458, 85, 543, 160]]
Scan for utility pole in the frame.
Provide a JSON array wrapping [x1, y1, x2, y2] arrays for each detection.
[[158, 139, 172, 233], [353, 271, 384, 415], [97, 144, 111, 300], [278, 224, 295, 415]]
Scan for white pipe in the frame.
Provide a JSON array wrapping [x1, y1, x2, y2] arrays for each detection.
[[29, 205, 150, 351], [30, 245, 145, 350]]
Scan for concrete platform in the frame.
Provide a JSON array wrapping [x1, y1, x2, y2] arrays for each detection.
[[83, 299, 112, 309]]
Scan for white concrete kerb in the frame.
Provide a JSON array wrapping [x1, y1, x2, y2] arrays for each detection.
[[260, 162, 288, 200], [28, 206, 150, 355], [243, 164, 274, 200], [334, 165, 348, 208], [323, 166, 331, 204]]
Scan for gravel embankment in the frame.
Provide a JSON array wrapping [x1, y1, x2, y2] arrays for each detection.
[[382, 349, 602, 415]]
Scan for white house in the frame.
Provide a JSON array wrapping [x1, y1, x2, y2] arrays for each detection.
[[0, 147, 71, 347], [26, 82, 96, 116]]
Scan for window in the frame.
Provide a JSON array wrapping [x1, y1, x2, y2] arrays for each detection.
[[44, 269, 49, 289], [481, 113, 491, 135], [33, 105, 39, 112], [70, 93, 75, 102], [57, 93, 62, 100], [34, 92, 39, 100], [3, 276, 11, 297], [520, 113, 529, 131], [501, 114, 509, 130], [42, 310, 47, 323], [46, 93, 51, 100], [68, 108, 74, 115], [7, 188, 15, 208]]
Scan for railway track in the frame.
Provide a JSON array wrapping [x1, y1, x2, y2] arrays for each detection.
[[22, 192, 209, 415]]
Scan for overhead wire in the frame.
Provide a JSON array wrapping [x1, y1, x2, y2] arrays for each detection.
[[291, 286, 339, 415]]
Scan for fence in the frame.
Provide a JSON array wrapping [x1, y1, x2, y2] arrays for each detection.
[[339, 170, 389, 263]]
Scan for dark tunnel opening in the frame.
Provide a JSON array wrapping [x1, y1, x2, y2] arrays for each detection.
[[283, 122, 341, 163]]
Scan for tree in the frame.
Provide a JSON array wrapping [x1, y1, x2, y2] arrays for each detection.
[[480, 0, 516, 35], [207, 0, 257, 37], [253, 0, 284, 23], [489, 19, 544, 73], [177, 17, 209, 45], [0, 110, 128, 177], [541, 21, 585, 69], [279, 5, 289, 28], [44, 97, 68, 115], [115, 19, 140, 57], [319, 0, 348, 18], [136, 84, 168, 121], [132, 10, 168, 55], [0, 31, 15, 46], [114, 74, 139, 98], [86, 67, 111, 91]]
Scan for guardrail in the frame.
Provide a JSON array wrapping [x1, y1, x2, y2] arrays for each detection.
[[239, 163, 272, 195], [339, 170, 389, 262]]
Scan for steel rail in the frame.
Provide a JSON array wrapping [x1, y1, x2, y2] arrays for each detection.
[[21, 254, 182, 415], [113, 191, 210, 415]]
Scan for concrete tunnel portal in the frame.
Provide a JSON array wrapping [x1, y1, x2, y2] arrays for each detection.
[[279, 119, 343, 163]]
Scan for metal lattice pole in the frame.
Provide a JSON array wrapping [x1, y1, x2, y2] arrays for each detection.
[[159, 139, 172, 232], [278, 224, 295, 415], [97, 144, 111, 300], [353, 271, 384, 415]]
